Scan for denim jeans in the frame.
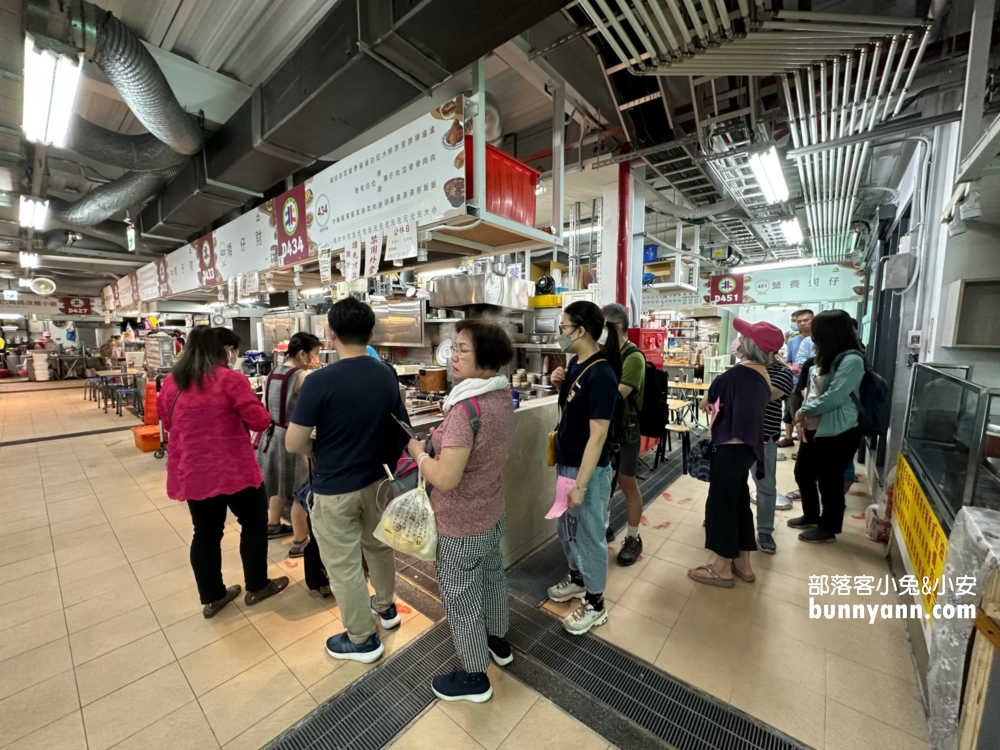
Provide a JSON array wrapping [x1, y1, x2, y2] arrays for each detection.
[[557, 464, 612, 595], [752, 438, 779, 536]]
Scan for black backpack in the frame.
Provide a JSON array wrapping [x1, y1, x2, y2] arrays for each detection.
[[621, 343, 669, 438], [830, 351, 890, 436]]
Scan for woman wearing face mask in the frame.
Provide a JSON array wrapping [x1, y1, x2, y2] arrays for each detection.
[[688, 324, 772, 588], [157, 327, 289, 619], [546, 302, 622, 635], [405, 320, 515, 703], [212, 327, 242, 367], [258, 332, 321, 557]]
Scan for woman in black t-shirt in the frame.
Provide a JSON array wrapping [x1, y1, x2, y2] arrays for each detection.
[[546, 302, 622, 636]]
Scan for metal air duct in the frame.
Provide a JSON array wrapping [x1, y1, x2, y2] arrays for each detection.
[[139, 0, 569, 242], [65, 115, 189, 172], [48, 166, 183, 227]]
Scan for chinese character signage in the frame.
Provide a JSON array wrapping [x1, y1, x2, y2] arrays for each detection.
[[709, 274, 744, 305], [384, 221, 418, 262], [319, 253, 332, 284], [737, 262, 863, 304], [137, 264, 159, 302], [303, 97, 466, 248], [343, 239, 361, 282], [894, 454, 949, 617], [365, 232, 382, 278], [0, 296, 100, 316], [195, 232, 221, 288]]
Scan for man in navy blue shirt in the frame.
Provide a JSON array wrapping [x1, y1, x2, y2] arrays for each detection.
[[286, 298, 408, 664]]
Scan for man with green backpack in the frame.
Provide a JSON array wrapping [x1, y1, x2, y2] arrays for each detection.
[[602, 304, 646, 566]]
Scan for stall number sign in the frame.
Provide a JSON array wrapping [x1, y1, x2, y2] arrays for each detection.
[[709, 274, 744, 305], [894, 454, 948, 616], [384, 222, 418, 262], [58, 297, 92, 315]]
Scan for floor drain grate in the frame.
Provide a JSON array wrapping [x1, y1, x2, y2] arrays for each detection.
[[507, 598, 812, 750], [507, 450, 684, 606], [265, 622, 458, 750]]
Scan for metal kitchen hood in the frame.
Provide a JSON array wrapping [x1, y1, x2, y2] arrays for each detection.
[[139, 0, 570, 243], [429, 274, 532, 310]]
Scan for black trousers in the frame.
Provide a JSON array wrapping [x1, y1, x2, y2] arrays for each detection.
[[188, 483, 270, 604], [794, 427, 861, 535], [704, 444, 758, 559]]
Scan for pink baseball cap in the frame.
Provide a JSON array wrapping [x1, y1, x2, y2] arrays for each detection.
[[733, 318, 784, 354]]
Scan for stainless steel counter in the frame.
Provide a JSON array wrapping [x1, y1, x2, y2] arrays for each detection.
[[408, 395, 559, 568]]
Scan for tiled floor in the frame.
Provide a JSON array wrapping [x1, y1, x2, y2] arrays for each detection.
[[1, 384, 930, 750], [0, 381, 138, 442], [543, 451, 930, 750]]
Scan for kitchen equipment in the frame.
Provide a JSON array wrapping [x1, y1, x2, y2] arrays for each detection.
[[418, 366, 448, 392], [436, 338, 454, 366], [429, 274, 532, 310], [370, 299, 426, 347], [541, 374, 550, 387], [535, 275, 555, 295], [527, 335, 549, 344]]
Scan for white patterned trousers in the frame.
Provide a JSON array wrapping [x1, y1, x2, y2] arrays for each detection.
[[434, 516, 510, 673]]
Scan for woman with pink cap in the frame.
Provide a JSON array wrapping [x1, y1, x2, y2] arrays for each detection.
[[687, 319, 783, 588]]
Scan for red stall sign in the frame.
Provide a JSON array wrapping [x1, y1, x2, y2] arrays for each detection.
[[276, 184, 311, 266], [59, 297, 92, 315], [709, 274, 744, 305]]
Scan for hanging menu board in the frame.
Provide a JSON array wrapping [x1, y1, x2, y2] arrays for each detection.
[[304, 97, 466, 249], [384, 221, 418, 262], [365, 231, 382, 278], [343, 238, 361, 282]]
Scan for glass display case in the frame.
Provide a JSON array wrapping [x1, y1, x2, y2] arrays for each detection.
[[903, 364, 1000, 530]]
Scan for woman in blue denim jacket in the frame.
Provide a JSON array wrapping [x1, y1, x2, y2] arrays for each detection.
[[788, 310, 865, 544]]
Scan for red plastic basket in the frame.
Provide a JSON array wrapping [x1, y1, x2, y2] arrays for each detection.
[[465, 136, 540, 227]]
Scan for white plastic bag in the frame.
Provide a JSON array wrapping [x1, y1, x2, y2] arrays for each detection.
[[373, 472, 438, 561]]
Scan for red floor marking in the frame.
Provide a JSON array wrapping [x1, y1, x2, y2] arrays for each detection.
[[661, 492, 672, 499], [850, 491, 869, 497], [640, 515, 648, 526], [396, 604, 412, 614], [851, 513, 866, 519], [636, 555, 644, 562], [654, 521, 672, 530], [679, 497, 693, 504]]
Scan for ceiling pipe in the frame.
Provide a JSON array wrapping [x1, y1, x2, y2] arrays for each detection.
[[785, 111, 962, 157], [637, 176, 737, 220]]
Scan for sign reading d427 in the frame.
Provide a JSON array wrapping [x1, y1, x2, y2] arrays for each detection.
[[709, 274, 745, 305], [58, 297, 92, 315]]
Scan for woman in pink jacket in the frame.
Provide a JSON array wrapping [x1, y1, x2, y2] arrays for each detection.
[[157, 327, 289, 618]]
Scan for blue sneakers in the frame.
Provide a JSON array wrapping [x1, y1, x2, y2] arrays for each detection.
[[487, 635, 513, 666], [432, 670, 492, 703], [370, 596, 401, 629], [325, 632, 384, 663]]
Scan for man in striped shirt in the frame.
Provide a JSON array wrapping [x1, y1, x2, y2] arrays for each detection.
[[752, 342, 796, 554]]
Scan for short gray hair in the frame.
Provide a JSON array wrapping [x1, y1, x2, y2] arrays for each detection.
[[741, 337, 771, 365], [601, 303, 629, 332]]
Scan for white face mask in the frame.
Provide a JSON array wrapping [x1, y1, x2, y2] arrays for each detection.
[[597, 328, 609, 346]]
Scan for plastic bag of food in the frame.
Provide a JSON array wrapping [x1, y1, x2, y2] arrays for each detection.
[[373, 472, 437, 561], [864, 504, 892, 544], [877, 465, 896, 518]]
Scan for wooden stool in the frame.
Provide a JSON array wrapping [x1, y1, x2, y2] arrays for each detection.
[[663, 425, 691, 475]]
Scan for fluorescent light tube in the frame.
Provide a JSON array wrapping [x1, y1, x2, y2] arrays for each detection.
[[780, 218, 803, 245], [22, 34, 82, 147], [748, 146, 789, 204], [19, 196, 48, 230]]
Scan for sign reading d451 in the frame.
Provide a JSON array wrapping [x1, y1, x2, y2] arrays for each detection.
[[709, 274, 744, 305]]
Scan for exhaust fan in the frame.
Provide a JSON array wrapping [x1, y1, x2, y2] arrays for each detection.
[[30, 277, 57, 296]]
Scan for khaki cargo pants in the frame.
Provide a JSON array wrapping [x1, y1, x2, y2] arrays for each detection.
[[310, 479, 396, 643]]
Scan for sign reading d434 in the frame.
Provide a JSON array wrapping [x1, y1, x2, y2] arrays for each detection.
[[709, 274, 744, 305]]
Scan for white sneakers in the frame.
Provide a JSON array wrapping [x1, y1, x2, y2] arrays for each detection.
[[563, 600, 609, 635], [547, 575, 586, 603]]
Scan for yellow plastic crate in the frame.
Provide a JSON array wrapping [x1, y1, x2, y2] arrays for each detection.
[[529, 294, 563, 309]]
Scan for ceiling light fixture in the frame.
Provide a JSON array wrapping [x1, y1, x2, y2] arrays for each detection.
[[19, 251, 40, 269], [748, 146, 788, 204], [736, 257, 818, 274], [22, 34, 82, 148], [535, 180, 546, 196], [18, 277, 32, 287], [780, 218, 803, 245], [18, 196, 48, 230]]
